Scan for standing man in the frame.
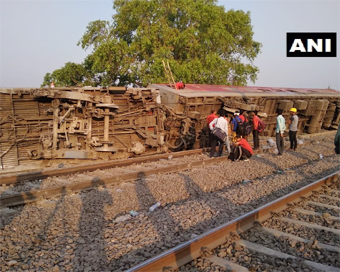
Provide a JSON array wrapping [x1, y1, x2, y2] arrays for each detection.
[[334, 123, 340, 154], [287, 108, 298, 151], [239, 109, 249, 140], [276, 109, 286, 156], [232, 109, 248, 140], [224, 114, 231, 154], [206, 109, 218, 147], [231, 110, 240, 141], [250, 111, 260, 150], [209, 110, 229, 158]]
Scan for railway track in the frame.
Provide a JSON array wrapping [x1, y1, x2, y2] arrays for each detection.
[[128, 171, 340, 272], [0, 151, 224, 207], [0, 132, 337, 208], [0, 130, 335, 183], [0, 143, 338, 208], [0, 134, 339, 271], [0, 149, 204, 185]]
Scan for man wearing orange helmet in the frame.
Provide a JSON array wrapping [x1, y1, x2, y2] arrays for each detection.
[[288, 108, 298, 151]]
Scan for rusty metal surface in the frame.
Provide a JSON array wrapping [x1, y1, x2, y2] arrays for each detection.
[[127, 171, 339, 272]]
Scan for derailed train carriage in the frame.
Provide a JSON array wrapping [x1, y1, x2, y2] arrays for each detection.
[[152, 84, 340, 150], [0, 84, 339, 168]]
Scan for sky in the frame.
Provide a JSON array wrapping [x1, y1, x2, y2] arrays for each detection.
[[0, 0, 339, 90]]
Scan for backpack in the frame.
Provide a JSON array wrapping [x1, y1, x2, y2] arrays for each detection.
[[243, 121, 253, 135], [257, 118, 266, 133], [228, 146, 242, 161], [236, 116, 252, 136], [235, 116, 244, 135]]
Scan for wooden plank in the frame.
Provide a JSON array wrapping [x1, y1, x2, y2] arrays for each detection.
[[236, 240, 339, 272], [306, 201, 340, 211], [205, 256, 249, 272], [261, 226, 340, 253], [318, 194, 340, 201], [279, 217, 340, 235], [293, 208, 339, 221]]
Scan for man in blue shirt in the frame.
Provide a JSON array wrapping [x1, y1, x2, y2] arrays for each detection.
[[276, 109, 286, 156], [231, 111, 240, 141]]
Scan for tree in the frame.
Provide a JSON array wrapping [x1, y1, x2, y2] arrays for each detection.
[[41, 62, 93, 87], [43, 0, 262, 87]]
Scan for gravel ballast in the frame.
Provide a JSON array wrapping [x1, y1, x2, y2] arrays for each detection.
[[0, 133, 339, 271]]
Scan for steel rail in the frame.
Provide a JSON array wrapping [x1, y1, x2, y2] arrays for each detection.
[[1, 130, 335, 185], [0, 149, 204, 186], [0, 155, 228, 207], [126, 170, 339, 272]]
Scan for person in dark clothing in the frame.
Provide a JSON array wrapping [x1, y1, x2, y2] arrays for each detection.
[[239, 109, 249, 140], [250, 111, 260, 150], [335, 123, 340, 154], [288, 108, 299, 151], [231, 109, 248, 139], [206, 109, 218, 147]]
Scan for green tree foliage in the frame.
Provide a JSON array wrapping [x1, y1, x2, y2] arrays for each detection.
[[42, 0, 261, 87], [41, 62, 93, 87]]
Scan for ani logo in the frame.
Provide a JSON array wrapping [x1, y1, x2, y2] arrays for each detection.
[[287, 33, 337, 57]]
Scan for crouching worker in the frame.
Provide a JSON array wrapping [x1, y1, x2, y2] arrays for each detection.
[[228, 134, 253, 161]]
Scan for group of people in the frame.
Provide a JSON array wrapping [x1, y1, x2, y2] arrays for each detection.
[[275, 107, 340, 155], [206, 107, 301, 161], [206, 109, 253, 161]]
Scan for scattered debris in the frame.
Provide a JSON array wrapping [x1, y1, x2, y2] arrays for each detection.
[[149, 201, 161, 212], [114, 214, 131, 223], [267, 138, 276, 147], [129, 210, 139, 217]]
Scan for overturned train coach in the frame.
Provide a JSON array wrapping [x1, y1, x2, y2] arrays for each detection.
[[0, 84, 339, 168]]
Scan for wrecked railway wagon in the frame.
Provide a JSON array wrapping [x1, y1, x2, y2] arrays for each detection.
[[151, 83, 340, 140], [0, 85, 339, 168]]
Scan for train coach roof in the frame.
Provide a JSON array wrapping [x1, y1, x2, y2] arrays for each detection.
[[148, 84, 340, 97]]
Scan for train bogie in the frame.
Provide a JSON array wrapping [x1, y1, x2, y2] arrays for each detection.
[[0, 87, 166, 168]]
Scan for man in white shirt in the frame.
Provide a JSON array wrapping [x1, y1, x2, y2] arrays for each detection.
[[276, 109, 286, 156], [209, 110, 230, 157]]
